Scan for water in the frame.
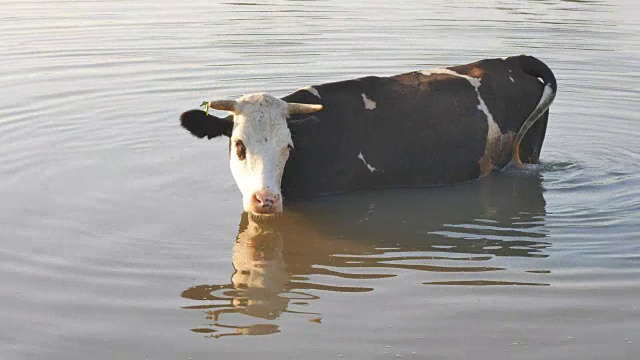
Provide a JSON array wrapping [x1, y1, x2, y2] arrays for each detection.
[[1, 0, 639, 359]]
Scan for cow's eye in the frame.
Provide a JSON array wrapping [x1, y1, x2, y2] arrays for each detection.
[[235, 140, 246, 160]]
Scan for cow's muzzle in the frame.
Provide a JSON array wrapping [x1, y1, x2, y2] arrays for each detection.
[[249, 189, 282, 215]]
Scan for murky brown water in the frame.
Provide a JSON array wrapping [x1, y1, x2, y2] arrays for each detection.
[[1, 0, 639, 359]]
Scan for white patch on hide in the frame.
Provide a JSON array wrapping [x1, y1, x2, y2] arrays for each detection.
[[509, 76, 515, 83], [420, 67, 499, 139], [300, 86, 321, 99], [421, 67, 501, 171], [357, 151, 378, 173], [361, 93, 376, 110]]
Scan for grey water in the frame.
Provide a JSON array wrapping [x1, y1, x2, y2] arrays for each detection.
[[1, 0, 639, 359]]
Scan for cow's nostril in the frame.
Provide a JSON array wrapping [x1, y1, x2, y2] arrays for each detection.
[[251, 191, 281, 211]]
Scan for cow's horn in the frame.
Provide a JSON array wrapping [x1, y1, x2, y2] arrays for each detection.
[[207, 100, 237, 113], [287, 103, 323, 115]]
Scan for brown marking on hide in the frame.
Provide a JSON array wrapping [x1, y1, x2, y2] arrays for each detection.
[[478, 131, 516, 177], [394, 71, 454, 88], [394, 73, 418, 86], [467, 66, 486, 79], [450, 65, 487, 80]]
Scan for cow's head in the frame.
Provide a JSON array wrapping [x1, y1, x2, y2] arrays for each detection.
[[180, 93, 322, 215]]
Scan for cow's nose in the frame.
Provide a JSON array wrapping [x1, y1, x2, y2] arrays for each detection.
[[250, 190, 281, 214]]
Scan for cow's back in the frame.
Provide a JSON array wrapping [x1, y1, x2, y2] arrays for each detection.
[[282, 56, 547, 199]]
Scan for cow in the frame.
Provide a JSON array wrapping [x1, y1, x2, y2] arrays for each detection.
[[180, 55, 557, 216]]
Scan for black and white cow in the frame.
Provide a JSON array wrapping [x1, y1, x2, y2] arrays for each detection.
[[180, 55, 557, 216]]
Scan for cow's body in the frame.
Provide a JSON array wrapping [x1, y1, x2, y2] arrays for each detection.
[[180, 55, 557, 213], [281, 55, 553, 199]]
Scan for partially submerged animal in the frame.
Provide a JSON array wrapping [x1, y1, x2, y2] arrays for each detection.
[[180, 55, 557, 216]]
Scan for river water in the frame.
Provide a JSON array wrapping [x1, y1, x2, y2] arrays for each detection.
[[1, 1, 639, 359]]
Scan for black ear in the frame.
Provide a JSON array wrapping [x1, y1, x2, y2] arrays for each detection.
[[180, 110, 233, 139]]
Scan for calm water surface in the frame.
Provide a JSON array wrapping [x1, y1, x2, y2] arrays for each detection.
[[1, 1, 639, 359]]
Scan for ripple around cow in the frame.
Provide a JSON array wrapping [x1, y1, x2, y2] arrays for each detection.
[[2, 0, 640, 358], [180, 171, 555, 337]]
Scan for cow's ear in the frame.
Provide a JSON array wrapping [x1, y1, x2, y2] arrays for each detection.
[[180, 110, 233, 139]]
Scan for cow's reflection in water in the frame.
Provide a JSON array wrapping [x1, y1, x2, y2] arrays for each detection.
[[182, 217, 299, 338], [182, 171, 551, 338], [181, 214, 372, 338], [182, 213, 381, 338], [230, 219, 287, 318]]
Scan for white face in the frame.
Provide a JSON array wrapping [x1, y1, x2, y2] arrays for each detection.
[[229, 93, 293, 215]]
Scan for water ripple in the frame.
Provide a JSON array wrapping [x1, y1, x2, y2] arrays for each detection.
[[1, 0, 640, 356]]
